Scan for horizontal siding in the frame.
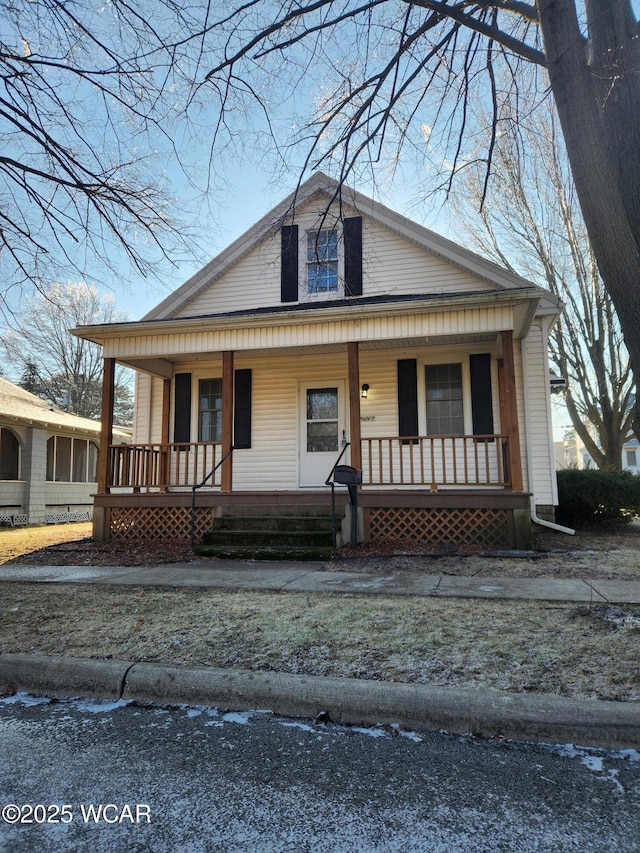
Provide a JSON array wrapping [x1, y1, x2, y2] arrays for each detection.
[[143, 345, 512, 491], [133, 374, 151, 443], [233, 352, 349, 490], [104, 306, 514, 360], [363, 218, 495, 296], [172, 198, 498, 319], [519, 325, 556, 505]]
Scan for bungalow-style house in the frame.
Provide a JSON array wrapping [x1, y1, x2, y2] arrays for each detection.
[[73, 173, 562, 550], [0, 376, 130, 526]]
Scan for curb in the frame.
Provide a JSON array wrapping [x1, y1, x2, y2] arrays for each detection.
[[1, 653, 639, 750]]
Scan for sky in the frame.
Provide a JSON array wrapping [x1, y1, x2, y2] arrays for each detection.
[[112, 162, 455, 322]]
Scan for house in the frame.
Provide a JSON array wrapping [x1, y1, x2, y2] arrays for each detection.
[[72, 173, 562, 550], [556, 429, 640, 473], [0, 376, 130, 526]]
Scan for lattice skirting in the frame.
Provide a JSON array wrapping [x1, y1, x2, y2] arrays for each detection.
[[368, 507, 511, 548], [109, 506, 215, 542]]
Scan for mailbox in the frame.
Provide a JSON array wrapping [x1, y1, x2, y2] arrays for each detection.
[[333, 465, 362, 485]]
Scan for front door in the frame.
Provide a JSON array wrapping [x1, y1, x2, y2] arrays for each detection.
[[299, 382, 347, 486]]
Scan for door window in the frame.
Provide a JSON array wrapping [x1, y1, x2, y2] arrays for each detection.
[[306, 388, 339, 452]]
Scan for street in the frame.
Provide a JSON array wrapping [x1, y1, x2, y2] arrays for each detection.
[[1, 693, 638, 852]]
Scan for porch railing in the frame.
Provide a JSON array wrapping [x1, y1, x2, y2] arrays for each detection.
[[361, 435, 510, 489], [108, 442, 223, 491], [107, 434, 510, 491]]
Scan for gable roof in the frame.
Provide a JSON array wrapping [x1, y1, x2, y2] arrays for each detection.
[[144, 172, 561, 322], [0, 376, 130, 439]]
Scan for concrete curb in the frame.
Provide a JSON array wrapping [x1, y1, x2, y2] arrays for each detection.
[[0, 653, 132, 701], [1, 653, 639, 750]]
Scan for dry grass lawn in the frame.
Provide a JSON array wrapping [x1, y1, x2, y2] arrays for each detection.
[[1, 522, 639, 704]]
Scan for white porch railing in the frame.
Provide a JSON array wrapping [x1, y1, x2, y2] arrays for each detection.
[[361, 435, 510, 488]]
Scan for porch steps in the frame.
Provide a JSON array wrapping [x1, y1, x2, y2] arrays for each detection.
[[195, 505, 339, 561]]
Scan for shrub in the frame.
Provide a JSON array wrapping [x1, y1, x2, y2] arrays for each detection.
[[556, 468, 640, 528]]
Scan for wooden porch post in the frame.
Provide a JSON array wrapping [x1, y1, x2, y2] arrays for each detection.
[[221, 350, 234, 493], [97, 357, 115, 494], [160, 378, 171, 491], [499, 331, 524, 491], [347, 342, 362, 472]]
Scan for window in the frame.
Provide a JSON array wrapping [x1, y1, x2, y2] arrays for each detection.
[[306, 388, 339, 452], [306, 229, 338, 294], [47, 436, 99, 482], [425, 363, 464, 435], [199, 378, 223, 442], [626, 449, 637, 468], [0, 428, 20, 480]]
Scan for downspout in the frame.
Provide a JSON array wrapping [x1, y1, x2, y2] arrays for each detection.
[[521, 327, 575, 535]]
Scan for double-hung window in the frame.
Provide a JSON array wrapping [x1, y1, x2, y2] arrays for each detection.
[[306, 229, 339, 295], [425, 363, 464, 435], [198, 379, 223, 442]]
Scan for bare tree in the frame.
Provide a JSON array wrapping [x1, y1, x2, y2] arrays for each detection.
[[449, 103, 635, 469], [2, 282, 133, 424], [0, 0, 219, 317], [199, 1, 640, 402]]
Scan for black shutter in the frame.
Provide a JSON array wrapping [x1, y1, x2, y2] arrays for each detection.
[[397, 359, 419, 442], [281, 224, 299, 302], [233, 369, 252, 449], [174, 373, 192, 443], [344, 216, 363, 297], [470, 354, 494, 437]]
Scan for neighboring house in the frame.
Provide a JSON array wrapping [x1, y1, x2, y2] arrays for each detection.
[[556, 430, 639, 473], [0, 377, 130, 526], [73, 173, 562, 549]]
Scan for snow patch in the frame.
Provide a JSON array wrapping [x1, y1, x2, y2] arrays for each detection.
[[0, 692, 51, 707]]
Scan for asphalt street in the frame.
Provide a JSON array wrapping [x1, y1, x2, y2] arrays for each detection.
[[1, 693, 638, 852]]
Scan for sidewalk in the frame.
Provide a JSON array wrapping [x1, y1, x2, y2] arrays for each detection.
[[1, 559, 640, 603]]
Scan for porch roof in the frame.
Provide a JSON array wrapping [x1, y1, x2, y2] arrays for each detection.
[[72, 286, 551, 376]]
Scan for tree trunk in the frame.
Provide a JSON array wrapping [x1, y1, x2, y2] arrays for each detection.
[[537, 0, 640, 390]]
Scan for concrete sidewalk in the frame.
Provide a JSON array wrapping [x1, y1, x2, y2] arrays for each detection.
[[1, 559, 640, 603]]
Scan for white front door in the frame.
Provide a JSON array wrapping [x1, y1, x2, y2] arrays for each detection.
[[298, 381, 347, 486]]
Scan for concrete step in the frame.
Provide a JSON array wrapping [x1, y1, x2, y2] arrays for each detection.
[[214, 515, 334, 533], [219, 504, 338, 518], [193, 545, 332, 561], [201, 529, 334, 548]]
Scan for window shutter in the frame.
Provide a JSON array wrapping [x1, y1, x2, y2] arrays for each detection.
[[397, 359, 419, 441], [470, 354, 494, 437], [233, 369, 252, 449], [281, 224, 299, 302], [174, 373, 192, 443], [344, 216, 363, 297]]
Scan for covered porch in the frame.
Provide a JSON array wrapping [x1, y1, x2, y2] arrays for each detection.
[[89, 319, 531, 549]]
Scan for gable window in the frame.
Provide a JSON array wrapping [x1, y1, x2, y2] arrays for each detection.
[[307, 229, 339, 294], [0, 427, 20, 480], [199, 378, 223, 442], [425, 363, 464, 435], [627, 449, 637, 468], [280, 217, 362, 302]]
